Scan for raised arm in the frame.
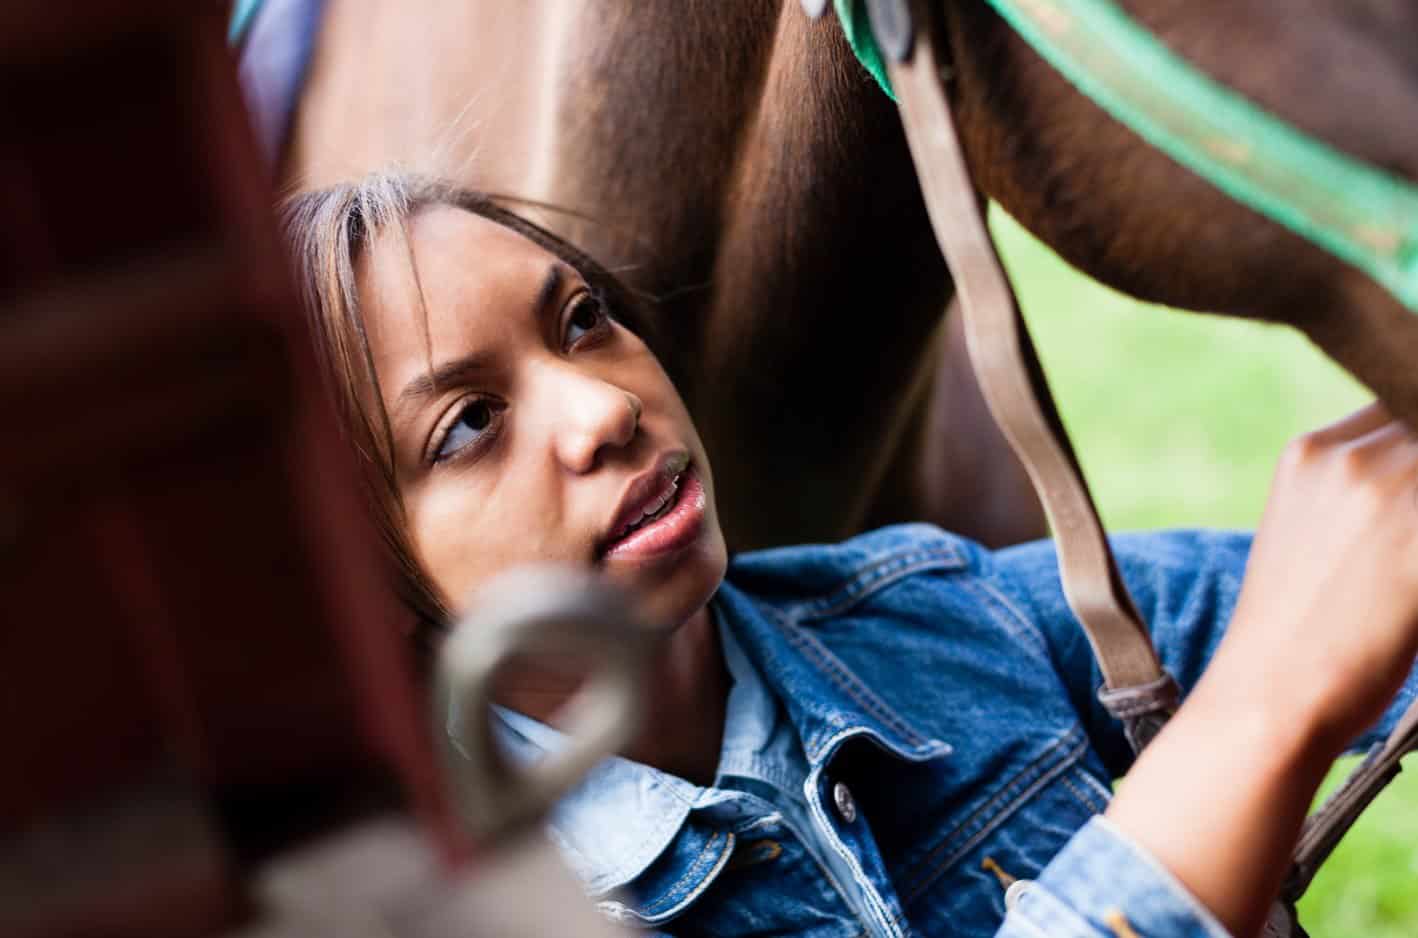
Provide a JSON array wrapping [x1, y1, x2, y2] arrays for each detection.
[[1108, 403, 1418, 936], [995, 402, 1418, 937]]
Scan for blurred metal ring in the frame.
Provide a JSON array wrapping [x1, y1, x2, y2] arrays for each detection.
[[433, 566, 655, 843], [867, 0, 915, 63]]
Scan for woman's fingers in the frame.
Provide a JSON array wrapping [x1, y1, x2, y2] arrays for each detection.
[[1309, 400, 1393, 445], [1344, 421, 1418, 584], [1344, 416, 1418, 491], [1348, 415, 1415, 457]]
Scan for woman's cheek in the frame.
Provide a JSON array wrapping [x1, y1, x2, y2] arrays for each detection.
[[406, 481, 501, 603]]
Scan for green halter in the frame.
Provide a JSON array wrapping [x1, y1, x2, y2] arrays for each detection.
[[842, 0, 1418, 313]]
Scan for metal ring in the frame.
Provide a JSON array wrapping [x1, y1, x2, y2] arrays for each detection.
[[866, 0, 915, 63], [433, 566, 655, 843]]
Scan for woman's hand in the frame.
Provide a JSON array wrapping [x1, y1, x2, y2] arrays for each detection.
[[1106, 402, 1418, 938], [1222, 400, 1418, 752]]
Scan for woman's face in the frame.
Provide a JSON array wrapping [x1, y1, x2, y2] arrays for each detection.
[[358, 205, 727, 629]]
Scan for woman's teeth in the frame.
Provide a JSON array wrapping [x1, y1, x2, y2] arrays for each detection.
[[618, 473, 682, 539]]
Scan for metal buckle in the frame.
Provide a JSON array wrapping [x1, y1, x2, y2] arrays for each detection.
[[866, 0, 915, 62]]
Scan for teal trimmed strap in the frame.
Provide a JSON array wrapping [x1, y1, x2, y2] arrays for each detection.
[[836, 0, 896, 100], [982, 0, 1418, 312], [835, 0, 1418, 311], [229, 0, 264, 47]]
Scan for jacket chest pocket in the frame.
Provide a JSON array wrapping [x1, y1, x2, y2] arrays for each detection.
[[898, 760, 1112, 936]]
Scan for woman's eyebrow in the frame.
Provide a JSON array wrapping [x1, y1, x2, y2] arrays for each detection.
[[395, 352, 496, 412], [393, 262, 569, 414], [532, 262, 566, 320]]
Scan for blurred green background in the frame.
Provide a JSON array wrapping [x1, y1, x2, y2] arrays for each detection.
[[991, 208, 1418, 936]]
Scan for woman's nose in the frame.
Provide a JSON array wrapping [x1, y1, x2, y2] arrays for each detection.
[[549, 369, 642, 474]]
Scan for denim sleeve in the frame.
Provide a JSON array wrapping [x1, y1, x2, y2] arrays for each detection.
[[994, 816, 1233, 938], [991, 529, 1252, 776]]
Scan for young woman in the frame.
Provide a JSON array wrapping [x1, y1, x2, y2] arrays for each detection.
[[283, 173, 1418, 938]]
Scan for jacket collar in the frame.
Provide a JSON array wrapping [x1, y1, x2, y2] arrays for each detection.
[[481, 549, 957, 909], [715, 552, 956, 767], [492, 707, 717, 897]]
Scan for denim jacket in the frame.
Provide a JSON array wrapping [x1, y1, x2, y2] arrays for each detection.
[[492, 524, 1418, 937]]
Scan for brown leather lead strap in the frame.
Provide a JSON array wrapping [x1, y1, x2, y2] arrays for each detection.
[[1284, 696, 1418, 904], [885, 6, 1175, 752]]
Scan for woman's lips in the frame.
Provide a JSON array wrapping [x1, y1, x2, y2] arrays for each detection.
[[601, 465, 706, 563]]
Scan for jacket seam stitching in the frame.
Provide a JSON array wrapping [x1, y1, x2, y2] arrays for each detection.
[[805, 753, 910, 938], [780, 621, 929, 751], [1075, 767, 1116, 807], [900, 727, 1088, 905], [632, 829, 735, 921], [960, 577, 1053, 662], [796, 547, 966, 621], [1060, 771, 1106, 816]]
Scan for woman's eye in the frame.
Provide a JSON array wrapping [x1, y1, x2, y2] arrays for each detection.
[[564, 294, 609, 347], [434, 398, 496, 462]]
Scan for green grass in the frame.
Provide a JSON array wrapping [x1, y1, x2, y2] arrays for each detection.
[[990, 207, 1418, 936]]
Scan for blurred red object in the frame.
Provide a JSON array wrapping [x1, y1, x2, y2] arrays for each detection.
[[0, 2, 464, 935]]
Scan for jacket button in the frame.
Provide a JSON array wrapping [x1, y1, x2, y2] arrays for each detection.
[[832, 781, 858, 823], [1004, 879, 1034, 911]]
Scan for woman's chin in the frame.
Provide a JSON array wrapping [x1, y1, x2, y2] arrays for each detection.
[[621, 532, 727, 633]]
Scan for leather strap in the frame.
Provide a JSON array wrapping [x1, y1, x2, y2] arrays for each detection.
[[885, 1, 1175, 752], [1284, 697, 1418, 903]]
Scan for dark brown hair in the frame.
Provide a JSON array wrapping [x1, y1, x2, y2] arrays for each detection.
[[281, 172, 651, 648]]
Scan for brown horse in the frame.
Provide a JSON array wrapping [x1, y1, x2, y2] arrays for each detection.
[[277, 0, 1418, 553]]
